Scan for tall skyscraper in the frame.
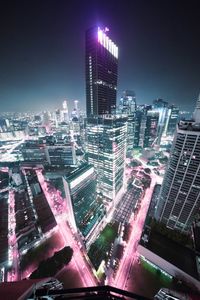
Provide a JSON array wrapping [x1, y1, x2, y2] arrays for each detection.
[[74, 100, 79, 111], [164, 105, 179, 136], [119, 90, 136, 114], [61, 100, 69, 123], [153, 99, 168, 144], [156, 95, 200, 232], [63, 164, 105, 246], [119, 90, 136, 154], [87, 115, 127, 202], [133, 110, 144, 148], [143, 111, 159, 148], [85, 26, 118, 116], [135, 105, 159, 149]]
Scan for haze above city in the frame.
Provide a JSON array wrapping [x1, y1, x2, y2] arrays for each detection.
[[0, 0, 200, 112]]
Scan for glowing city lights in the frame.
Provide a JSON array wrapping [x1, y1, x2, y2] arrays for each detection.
[[97, 27, 118, 59]]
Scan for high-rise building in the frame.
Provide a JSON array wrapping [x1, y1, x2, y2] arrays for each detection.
[[61, 100, 69, 123], [74, 100, 78, 111], [164, 105, 180, 136], [156, 96, 200, 232], [46, 142, 76, 166], [126, 114, 135, 155], [21, 140, 48, 164], [143, 111, 159, 148], [42, 111, 50, 127], [63, 164, 105, 246], [133, 110, 144, 148], [153, 99, 168, 144], [119, 90, 136, 114], [71, 100, 79, 119], [119, 90, 136, 155], [87, 115, 127, 201], [85, 26, 118, 116]]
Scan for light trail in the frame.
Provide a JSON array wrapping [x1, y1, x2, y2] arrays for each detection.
[[7, 189, 19, 282], [111, 174, 157, 289], [35, 169, 97, 287], [1, 139, 25, 162]]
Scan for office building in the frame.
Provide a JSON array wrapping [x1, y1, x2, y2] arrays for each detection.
[[63, 165, 105, 244], [61, 100, 69, 123], [119, 90, 136, 114], [87, 115, 127, 201], [143, 111, 159, 148], [152, 99, 168, 144], [126, 113, 135, 154], [156, 96, 200, 232], [133, 110, 144, 148], [46, 142, 76, 166], [21, 140, 48, 164], [119, 90, 136, 154], [164, 105, 180, 136], [55, 109, 61, 126], [86, 26, 118, 116]]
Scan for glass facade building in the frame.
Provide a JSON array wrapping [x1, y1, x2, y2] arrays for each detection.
[[85, 27, 118, 116], [63, 165, 105, 241], [165, 105, 180, 136], [46, 143, 76, 166], [87, 115, 127, 201], [119, 90, 136, 115], [119, 90, 136, 154], [143, 111, 159, 148], [156, 99, 200, 232]]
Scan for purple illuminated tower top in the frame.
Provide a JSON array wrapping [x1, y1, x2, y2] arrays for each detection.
[[85, 26, 118, 117]]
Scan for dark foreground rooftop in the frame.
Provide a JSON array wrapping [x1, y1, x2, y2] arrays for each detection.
[[0, 282, 151, 300], [35, 285, 151, 300], [144, 230, 199, 280]]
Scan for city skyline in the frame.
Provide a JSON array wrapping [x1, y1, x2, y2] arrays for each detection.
[[1, 2, 200, 298], [0, 0, 200, 112]]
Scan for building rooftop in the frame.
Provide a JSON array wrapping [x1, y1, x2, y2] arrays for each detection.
[[35, 285, 151, 300], [178, 120, 200, 132], [0, 278, 55, 300], [65, 164, 93, 183], [142, 230, 199, 280], [33, 193, 57, 234]]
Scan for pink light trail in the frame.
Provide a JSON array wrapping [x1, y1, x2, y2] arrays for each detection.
[[36, 169, 97, 287], [110, 175, 157, 289]]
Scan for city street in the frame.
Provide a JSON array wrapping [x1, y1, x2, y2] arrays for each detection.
[[36, 169, 97, 287], [7, 189, 19, 282], [112, 186, 142, 224], [111, 174, 157, 289]]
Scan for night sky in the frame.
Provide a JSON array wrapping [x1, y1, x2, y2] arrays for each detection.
[[0, 0, 200, 112]]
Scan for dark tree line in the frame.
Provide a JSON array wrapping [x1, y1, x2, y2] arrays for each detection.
[[30, 246, 73, 279]]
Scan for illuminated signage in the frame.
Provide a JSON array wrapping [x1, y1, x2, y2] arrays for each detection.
[[97, 27, 118, 59]]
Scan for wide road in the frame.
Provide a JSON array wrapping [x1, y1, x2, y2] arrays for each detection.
[[112, 175, 157, 289], [7, 189, 19, 282], [1, 138, 25, 162], [36, 169, 97, 287]]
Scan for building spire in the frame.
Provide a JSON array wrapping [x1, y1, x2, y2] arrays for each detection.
[[193, 93, 200, 122]]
